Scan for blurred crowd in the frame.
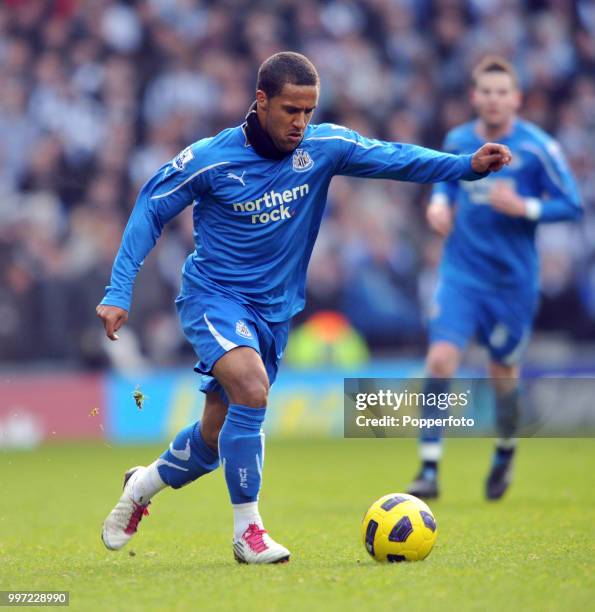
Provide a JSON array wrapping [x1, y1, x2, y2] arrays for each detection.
[[1, 0, 594, 367]]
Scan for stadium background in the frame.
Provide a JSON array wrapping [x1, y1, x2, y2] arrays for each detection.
[[1, 0, 594, 444], [0, 3, 594, 610]]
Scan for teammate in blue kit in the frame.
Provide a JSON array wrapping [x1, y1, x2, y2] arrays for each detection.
[[407, 56, 582, 501], [97, 52, 512, 563]]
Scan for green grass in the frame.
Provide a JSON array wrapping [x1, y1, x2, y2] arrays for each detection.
[[0, 438, 594, 611]]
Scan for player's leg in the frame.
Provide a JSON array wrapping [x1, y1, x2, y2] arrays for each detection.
[[484, 361, 521, 500], [407, 280, 475, 498], [213, 344, 290, 564], [480, 289, 538, 500], [407, 341, 463, 499], [174, 291, 289, 562], [101, 391, 225, 550], [214, 345, 269, 535], [149, 390, 225, 492]]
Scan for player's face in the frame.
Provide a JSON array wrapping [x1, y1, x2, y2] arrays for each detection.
[[257, 83, 319, 152], [472, 72, 521, 130]]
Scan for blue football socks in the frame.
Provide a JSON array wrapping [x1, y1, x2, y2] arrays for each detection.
[[156, 421, 220, 489], [218, 404, 266, 504], [495, 386, 522, 439]]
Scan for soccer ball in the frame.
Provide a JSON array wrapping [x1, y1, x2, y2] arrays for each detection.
[[361, 493, 438, 562]]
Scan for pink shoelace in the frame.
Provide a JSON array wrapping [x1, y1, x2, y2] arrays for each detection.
[[125, 503, 150, 535], [243, 523, 269, 553]]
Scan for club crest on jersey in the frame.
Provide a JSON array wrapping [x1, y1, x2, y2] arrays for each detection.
[[235, 320, 252, 339], [292, 148, 314, 172], [172, 147, 194, 170]]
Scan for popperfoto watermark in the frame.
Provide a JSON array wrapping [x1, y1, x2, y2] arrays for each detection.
[[344, 377, 595, 438], [354, 413, 476, 429]]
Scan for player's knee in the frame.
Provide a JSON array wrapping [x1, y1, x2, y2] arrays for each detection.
[[492, 377, 518, 396], [227, 377, 269, 408], [489, 362, 518, 394], [426, 347, 458, 378]]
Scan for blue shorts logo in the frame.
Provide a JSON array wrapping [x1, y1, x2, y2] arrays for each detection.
[[235, 320, 253, 339], [292, 148, 314, 172]]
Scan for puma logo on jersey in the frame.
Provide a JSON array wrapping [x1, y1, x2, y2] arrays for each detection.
[[227, 171, 247, 186]]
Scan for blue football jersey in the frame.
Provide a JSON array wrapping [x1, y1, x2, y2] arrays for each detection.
[[102, 122, 487, 322], [433, 118, 582, 292]]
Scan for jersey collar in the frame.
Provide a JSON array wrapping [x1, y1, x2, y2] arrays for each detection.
[[242, 101, 290, 161]]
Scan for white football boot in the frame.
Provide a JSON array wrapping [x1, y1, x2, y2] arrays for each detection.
[[101, 466, 150, 551], [233, 523, 290, 564]]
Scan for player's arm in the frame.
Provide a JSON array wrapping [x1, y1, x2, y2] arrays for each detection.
[[327, 127, 511, 183], [426, 131, 462, 236], [427, 189, 456, 237], [97, 147, 211, 340], [490, 140, 582, 222]]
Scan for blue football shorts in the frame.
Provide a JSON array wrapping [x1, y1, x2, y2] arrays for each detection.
[[428, 279, 539, 365], [175, 290, 290, 396]]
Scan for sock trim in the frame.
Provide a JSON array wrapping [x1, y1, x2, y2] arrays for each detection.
[[420, 441, 443, 461], [496, 438, 518, 450]]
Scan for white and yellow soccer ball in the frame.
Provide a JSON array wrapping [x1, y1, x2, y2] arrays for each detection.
[[361, 493, 438, 562]]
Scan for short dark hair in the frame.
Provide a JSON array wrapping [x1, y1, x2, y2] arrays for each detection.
[[472, 55, 519, 88], [256, 52, 319, 98]]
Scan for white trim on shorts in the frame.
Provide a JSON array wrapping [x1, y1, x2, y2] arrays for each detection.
[[203, 314, 238, 352]]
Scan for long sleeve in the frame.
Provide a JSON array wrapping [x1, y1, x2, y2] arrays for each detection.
[[431, 130, 461, 205], [101, 145, 216, 310], [530, 139, 582, 223], [308, 126, 487, 183]]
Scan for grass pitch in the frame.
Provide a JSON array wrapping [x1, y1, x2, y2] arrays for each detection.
[[0, 438, 593, 611]]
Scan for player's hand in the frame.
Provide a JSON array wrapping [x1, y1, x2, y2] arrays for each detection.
[[489, 182, 526, 217], [96, 304, 129, 341], [471, 143, 512, 173], [426, 200, 453, 236]]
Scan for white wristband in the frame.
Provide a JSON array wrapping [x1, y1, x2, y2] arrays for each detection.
[[430, 193, 450, 207], [525, 198, 542, 220]]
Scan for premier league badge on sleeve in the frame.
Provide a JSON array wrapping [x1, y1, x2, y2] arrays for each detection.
[[172, 146, 195, 170], [292, 148, 314, 172]]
